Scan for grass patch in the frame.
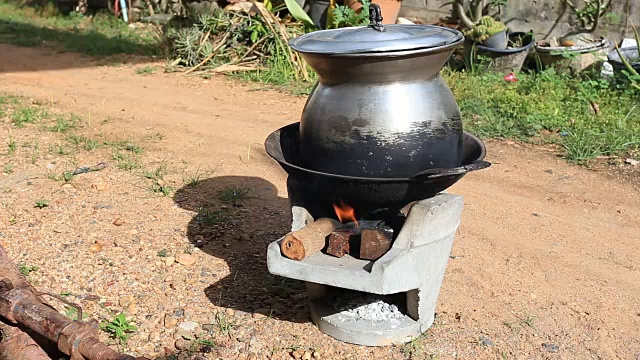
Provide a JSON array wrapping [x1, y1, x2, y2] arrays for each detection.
[[34, 199, 49, 208], [49, 113, 78, 132], [112, 152, 141, 171], [18, 263, 38, 276], [218, 186, 250, 207], [135, 65, 156, 75], [0, 1, 160, 56], [12, 106, 48, 127], [197, 207, 231, 225], [445, 69, 640, 164]]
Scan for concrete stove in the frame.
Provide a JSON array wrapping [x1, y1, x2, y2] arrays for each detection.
[[266, 180, 464, 346]]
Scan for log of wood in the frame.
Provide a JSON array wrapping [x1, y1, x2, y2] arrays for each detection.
[[326, 229, 353, 258], [280, 218, 341, 260]]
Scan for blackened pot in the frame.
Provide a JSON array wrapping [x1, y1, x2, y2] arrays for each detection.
[[289, 19, 465, 178]]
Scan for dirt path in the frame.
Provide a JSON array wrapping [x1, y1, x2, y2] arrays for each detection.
[[1, 43, 640, 360]]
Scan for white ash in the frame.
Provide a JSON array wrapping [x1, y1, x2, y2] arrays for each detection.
[[330, 293, 404, 322]]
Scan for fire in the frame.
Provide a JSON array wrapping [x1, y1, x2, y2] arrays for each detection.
[[333, 201, 358, 226]]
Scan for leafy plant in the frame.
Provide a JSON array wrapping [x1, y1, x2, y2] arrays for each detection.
[[34, 199, 49, 208], [2, 164, 13, 174], [613, 23, 640, 91], [100, 313, 137, 345], [135, 66, 156, 75], [463, 15, 506, 43], [563, 0, 612, 34], [12, 107, 47, 127], [157, 249, 169, 257], [331, 0, 371, 28], [18, 263, 38, 276]]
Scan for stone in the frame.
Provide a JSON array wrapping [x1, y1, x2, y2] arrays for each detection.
[[176, 254, 196, 266], [61, 183, 74, 189], [624, 158, 639, 166], [178, 321, 199, 332], [302, 351, 312, 360], [113, 218, 124, 226], [479, 335, 494, 346], [89, 243, 103, 253], [175, 339, 190, 351], [119, 295, 134, 307], [202, 324, 215, 332], [165, 256, 176, 267], [542, 343, 559, 353], [164, 314, 178, 328], [312, 352, 320, 359], [291, 349, 305, 360], [91, 182, 107, 191]]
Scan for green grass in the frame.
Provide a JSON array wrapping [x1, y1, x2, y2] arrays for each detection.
[[12, 106, 48, 127], [135, 65, 156, 75], [18, 263, 38, 276], [218, 186, 250, 206], [49, 113, 78, 132], [444, 69, 640, 165], [34, 199, 49, 208], [0, 1, 160, 56]]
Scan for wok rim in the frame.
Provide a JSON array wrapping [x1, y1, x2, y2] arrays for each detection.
[[264, 123, 488, 183]]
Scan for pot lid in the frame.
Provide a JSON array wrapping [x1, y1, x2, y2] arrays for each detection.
[[289, 25, 463, 55]]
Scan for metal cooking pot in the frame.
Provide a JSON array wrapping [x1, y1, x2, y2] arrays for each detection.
[[289, 5, 465, 178]]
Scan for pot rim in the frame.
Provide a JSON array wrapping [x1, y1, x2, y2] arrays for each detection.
[[265, 124, 487, 183], [475, 32, 535, 54], [289, 25, 464, 57], [535, 39, 610, 55]]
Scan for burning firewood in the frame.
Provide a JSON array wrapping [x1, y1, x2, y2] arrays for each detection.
[[326, 229, 353, 258], [360, 225, 393, 260], [280, 218, 341, 260]]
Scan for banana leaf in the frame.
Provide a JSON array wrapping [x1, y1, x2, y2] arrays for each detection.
[[284, 0, 316, 28]]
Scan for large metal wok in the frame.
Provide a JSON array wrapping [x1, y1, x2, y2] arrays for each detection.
[[265, 123, 490, 208]]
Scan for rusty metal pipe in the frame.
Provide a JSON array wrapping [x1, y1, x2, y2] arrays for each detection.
[[0, 322, 50, 360], [0, 245, 146, 360]]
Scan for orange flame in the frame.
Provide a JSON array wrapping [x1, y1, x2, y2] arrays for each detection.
[[333, 201, 358, 226]]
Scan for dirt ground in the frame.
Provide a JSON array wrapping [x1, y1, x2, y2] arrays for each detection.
[[1, 43, 639, 360]]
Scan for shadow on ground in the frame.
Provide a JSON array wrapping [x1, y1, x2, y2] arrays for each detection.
[[173, 176, 310, 323], [0, 19, 158, 73]]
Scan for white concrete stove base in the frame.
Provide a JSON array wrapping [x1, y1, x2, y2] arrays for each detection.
[[266, 193, 463, 346]]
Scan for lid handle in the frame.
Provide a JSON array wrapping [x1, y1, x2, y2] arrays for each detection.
[[368, 3, 385, 32]]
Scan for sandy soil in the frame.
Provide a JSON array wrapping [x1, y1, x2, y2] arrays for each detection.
[[1, 43, 639, 360]]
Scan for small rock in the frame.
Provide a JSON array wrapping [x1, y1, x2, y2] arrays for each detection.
[[542, 343, 559, 353], [113, 218, 124, 226], [202, 324, 215, 332], [194, 234, 204, 242], [164, 314, 178, 328], [89, 244, 103, 253], [178, 321, 199, 332], [479, 335, 494, 346], [624, 158, 639, 166], [312, 352, 320, 359], [91, 182, 107, 191], [61, 183, 74, 189], [291, 349, 305, 359], [248, 354, 257, 360], [119, 295, 134, 307], [302, 351, 312, 360], [176, 254, 196, 266], [165, 256, 176, 267], [175, 339, 190, 351], [225, 308, 235, 317]]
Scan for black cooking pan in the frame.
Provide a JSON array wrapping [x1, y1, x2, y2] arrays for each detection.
[[265, 123, 490, 207]]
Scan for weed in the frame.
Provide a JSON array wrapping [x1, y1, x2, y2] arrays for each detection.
[[213, 311, 235, 337], [2, 164, 13, 174], [49, 114, 78, 132], [100, 313, 137, 345], [401, 334, 426, 359], [135, 66, 156, 75], [218, 186, 250, 206], [144, 132, 165, 141], [157, 249, 169, 257], [183, 167, 205, 186], [34, 199, 49, 208], [149, 180, 174, 196], [143, 163, 167, 181], [59, 291, 71, 297], [7, 134, 16, 155], [84, 138, 100, 151], [18, 263, 38, 276], [519, 311, 537, 328], [113, 152, 141, 171], [198, 207, 231, 225], [64, 306, 88, 320], [67, 134, 101, 151], [12, 107, 47, 127]]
